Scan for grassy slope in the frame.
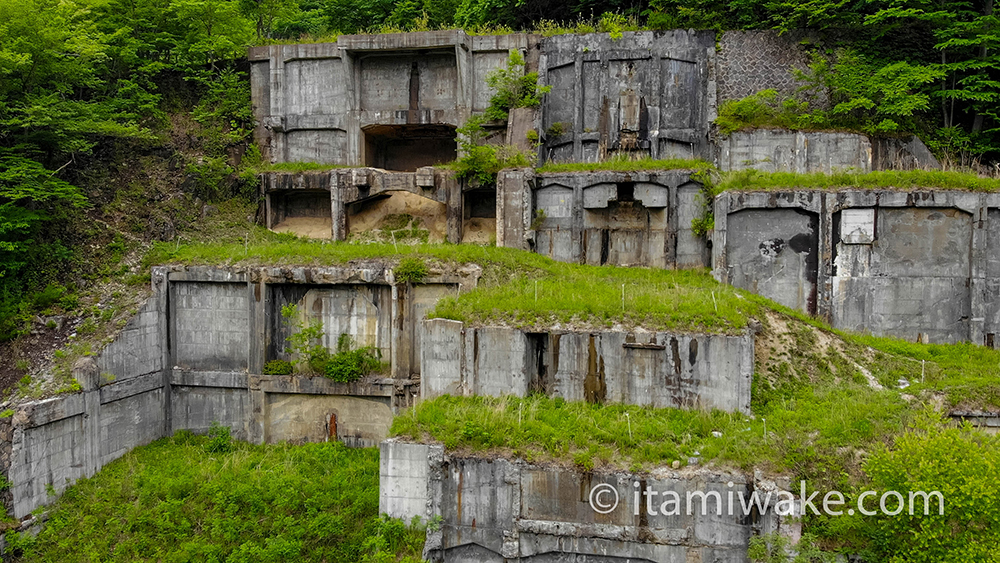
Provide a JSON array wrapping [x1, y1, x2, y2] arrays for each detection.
[[715, 168, 1000, 193], [9, 433, 423, 563]]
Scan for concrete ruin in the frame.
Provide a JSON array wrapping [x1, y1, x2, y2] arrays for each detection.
[[421, 320, 753, 413], [380, 440, 799, 563], [713, 189, 1000, 345], [2, 263, 478, 518]]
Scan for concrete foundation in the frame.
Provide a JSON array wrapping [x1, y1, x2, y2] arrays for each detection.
[[380, 440, 798, 563], [421, 320, 754, 414]]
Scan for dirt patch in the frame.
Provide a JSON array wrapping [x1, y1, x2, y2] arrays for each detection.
[[462, 218, 496, 244], [349, 192, 447, 242], [273, 216, 333, 239]]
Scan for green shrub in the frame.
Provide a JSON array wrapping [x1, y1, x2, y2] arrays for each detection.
[[263, 359, 294, 375], [281, 304, 331, 373], [395, 257, 429, 284], [11, 435, 424, 562], [838, 421, 1000, 562], [483, 50, 550, 122], [325, 334, 382, 383], [205, 421, 233, 453]]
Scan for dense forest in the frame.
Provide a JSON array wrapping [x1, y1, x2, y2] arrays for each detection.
[[1, 0, 998, 345]]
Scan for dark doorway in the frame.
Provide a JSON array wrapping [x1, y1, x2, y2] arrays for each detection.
[[363, 124, 457, 171]]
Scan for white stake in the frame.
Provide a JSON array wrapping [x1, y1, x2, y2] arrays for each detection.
[[712, 291, 718, 313], [625, 412, 632, 440], [621, 284, 625, 312]]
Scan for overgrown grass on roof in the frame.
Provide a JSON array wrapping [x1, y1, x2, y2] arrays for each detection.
[[716, 168, 1000, 193], [149, 235, 760, 333]]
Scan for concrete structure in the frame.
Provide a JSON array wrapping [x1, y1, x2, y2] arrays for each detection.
[[717, 130, 874, 174], [420, 320, 754, 414], [713, 189, 1000, 345], [263, 167, 473, 243], [380, 440, 799, 563], [249, 31, 536, 167], [538, 31, 717, 163], [499, 169, 712, 268], [1, 263, 478, 519]]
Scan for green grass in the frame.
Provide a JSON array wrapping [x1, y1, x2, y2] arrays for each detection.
[[391, 389, 913, 490], [9, 432, 424, 563], [150, 236, 760, 333], [716, 168, 1000, 193], [537, 157, 713, 173]]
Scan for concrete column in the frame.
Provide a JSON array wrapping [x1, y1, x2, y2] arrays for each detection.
[[496, 168, 531, 250], [152, 266, 172, 436], [268, 47, 287, 162], [816, 192, 834, 322], [248, 375, 267, 445], [74, 358, 102, 478], [330, 170, 347, 241], [970, 193, 989, 344], [711, 193, 729, 282], [248, 272, 266, 376], [445, 174, 463, 244]]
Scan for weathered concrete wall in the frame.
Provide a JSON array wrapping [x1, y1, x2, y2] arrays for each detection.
[[5, 263, 477, 519], [714, 190, 999, 344], [380, 439, 436, 520], [421, 321, 754, 414], [718, 130, 872, 174], [9, 359, 167, 518], [380, 442, 796, 563], [96, 298, 162, 382], [501, 169, 710, 268], [249, 32, 535, 167], [539, 31, 717, 163]]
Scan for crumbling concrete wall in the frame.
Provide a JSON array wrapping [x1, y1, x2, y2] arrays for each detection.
[[421, 320, 753, 414], [263, 167, 464, 243], [96, 298, 162, 382], [4, 263, 478, 519], [497, 169, 711, 268], [714, 190, 999, 344], [249, 31, 536, 167], [718, 130, 872, 173], [380, 442, 797, 563], [539, 31, 717, 163]]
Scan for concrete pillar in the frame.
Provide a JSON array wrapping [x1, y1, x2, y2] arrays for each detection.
[[816, 192, 834, 322], [248, 375, 267, 445], [330, 170, 346, 241], [152, 266, 171, 436], [711, 193, 729, 282], [970, 193, 989, 344], [445, 174, 463, 244], [73, 358, 101, 478], [248, 272, 266, 376], [496, 168, 532, 250]]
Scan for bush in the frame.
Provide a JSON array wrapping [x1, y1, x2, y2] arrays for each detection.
[[395, 257, 429, 284], [263, 359, 294, 375], [325, 334, 382, 383], [205, 421, 233, 453]]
